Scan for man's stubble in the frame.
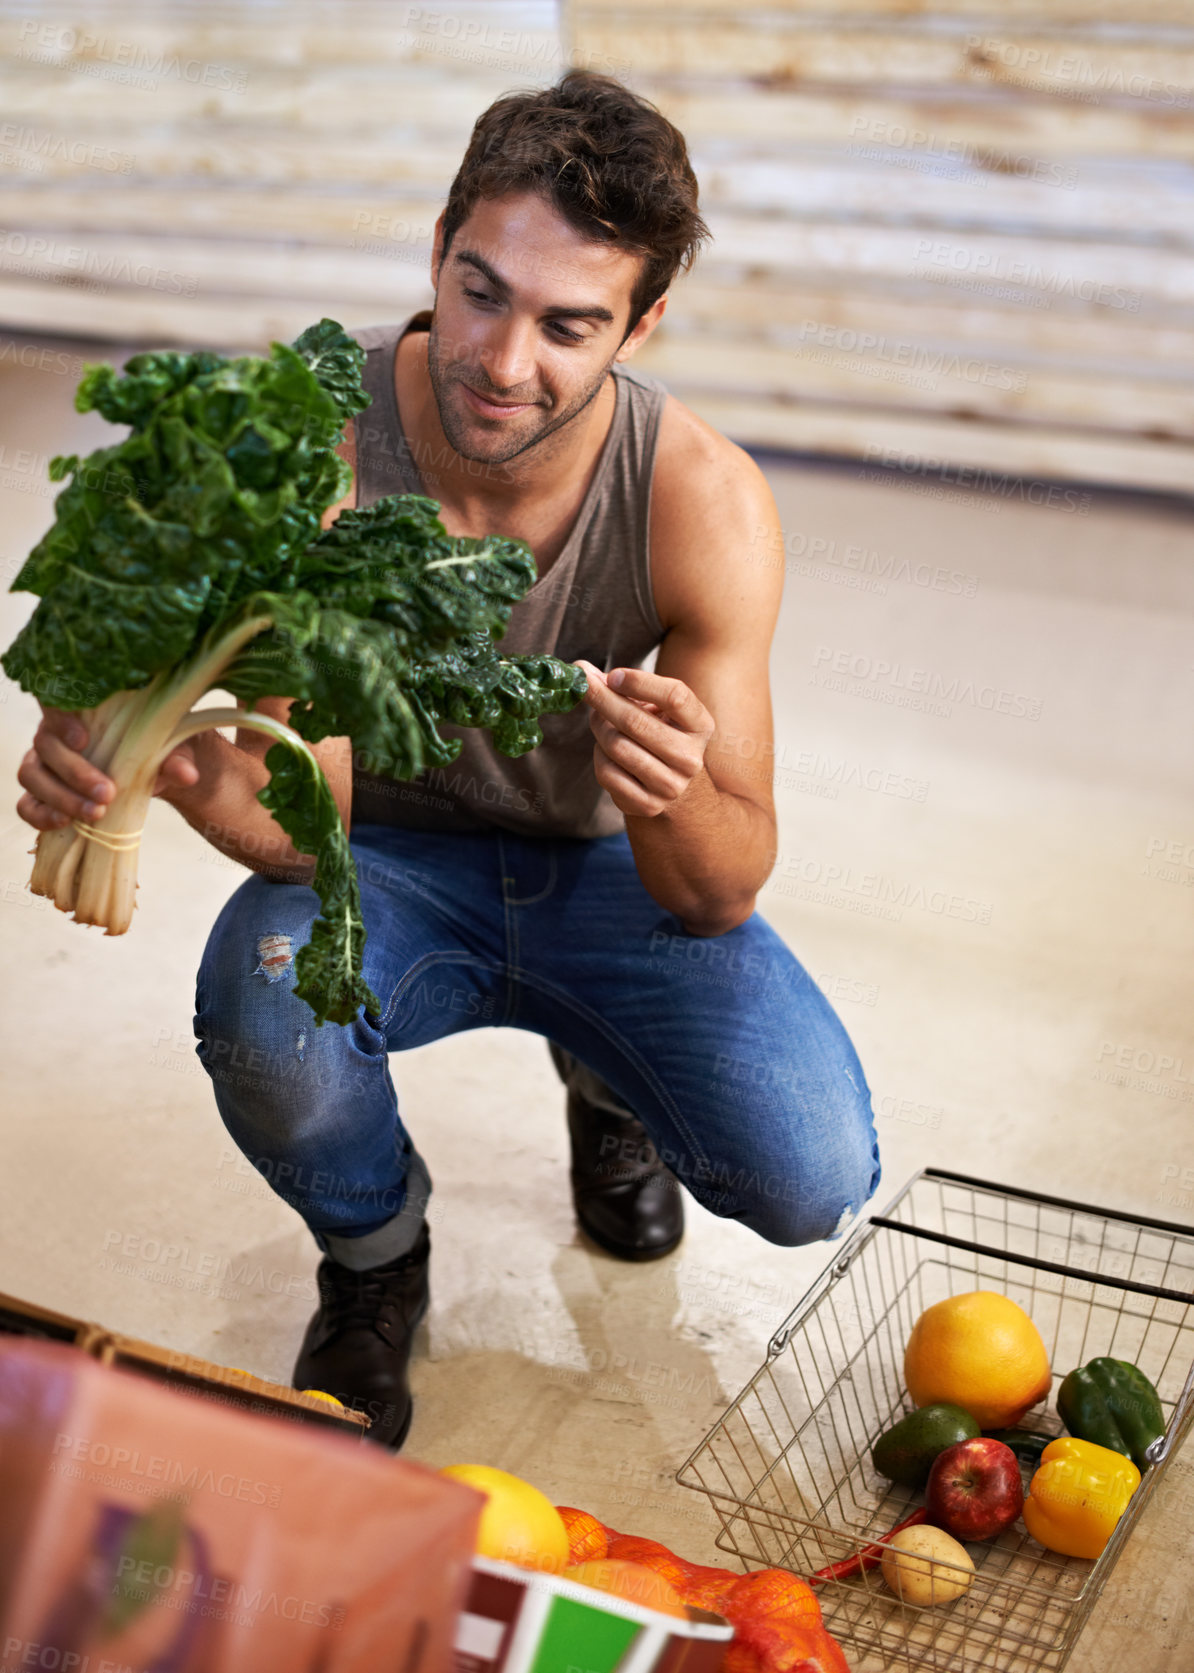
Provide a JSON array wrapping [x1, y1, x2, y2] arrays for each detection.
[[425, 311, 618, 468]]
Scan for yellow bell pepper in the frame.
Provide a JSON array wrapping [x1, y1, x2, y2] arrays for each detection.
[[1022, 1436, 1141, 1559]]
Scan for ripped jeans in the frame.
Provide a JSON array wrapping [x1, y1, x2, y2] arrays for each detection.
[[194, 824, 881, 1269]]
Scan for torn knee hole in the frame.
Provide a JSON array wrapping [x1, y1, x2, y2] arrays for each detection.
[[831, 1201, 858, 1239], [254, 933, 293, 984]]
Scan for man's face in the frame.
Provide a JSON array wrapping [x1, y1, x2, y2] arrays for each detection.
[[426, 190, 660, 467]]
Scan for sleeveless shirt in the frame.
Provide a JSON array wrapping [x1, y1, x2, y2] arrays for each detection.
[[347, 313, 669, 840]]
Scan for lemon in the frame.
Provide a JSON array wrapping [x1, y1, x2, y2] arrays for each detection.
[[904, 1291, 1051, 1430], [298, 1389, 345, 1409], [439, 1464, 570, 1572]]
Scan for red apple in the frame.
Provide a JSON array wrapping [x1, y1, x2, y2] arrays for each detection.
[[925, 1438, 1023, 1541]]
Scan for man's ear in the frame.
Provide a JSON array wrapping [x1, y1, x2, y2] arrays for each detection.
[[430, 210, 446, 289], [614, 294, 667, 363]]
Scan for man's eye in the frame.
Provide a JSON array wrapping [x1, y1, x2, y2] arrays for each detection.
[[462, 288, 584, 343]]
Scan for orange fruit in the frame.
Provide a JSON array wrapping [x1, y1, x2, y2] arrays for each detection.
[[604, 1533, 692, 1592], [439, 1465, 570, 1572], [679, 1564, 740, 1615], [721, 1647, 765, 1673], [557, 1505, 608, 1565], [725, 1568, 822, 1628], [731, 1615, 813, 1667], [733, 1614, 851, 1673], [903, 1291, 1051, 1429], [563, 1559, 686, 1618]]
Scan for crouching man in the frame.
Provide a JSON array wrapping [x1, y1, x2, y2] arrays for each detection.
[[18, 71, 880, 1447]]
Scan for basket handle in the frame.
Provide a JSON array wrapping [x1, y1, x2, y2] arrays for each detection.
[[867, 1217, 1194, 1306], [1146, 1357, 1194, 1466], [767, 1232, 874, 1357]]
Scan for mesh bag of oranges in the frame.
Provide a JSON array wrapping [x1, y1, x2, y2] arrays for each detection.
[[439, 1464, 850, 1672]]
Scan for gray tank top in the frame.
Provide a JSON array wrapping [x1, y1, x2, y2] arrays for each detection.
[[347, 313, 668, 839]]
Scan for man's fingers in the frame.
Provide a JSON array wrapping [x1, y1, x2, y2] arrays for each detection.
[[41, 706, 89, 750], [606, 666, 713, 734], [581, 667, 713, 760], [589, 704, 699, 779], [32, 725, 113, 804], [592, 743, 669, 819], [16, 789, 71, 832], [579, 659, 709, 810], [17, 749, 107, 821], [591, 717, 689, 799], [152, 743, 200, 799], [574, 659, 606, 704], [160, 748, 198, 783], [576, 661, 665, 721]]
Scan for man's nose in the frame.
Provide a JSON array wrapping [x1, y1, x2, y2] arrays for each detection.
[[478, 318, 537, 391]]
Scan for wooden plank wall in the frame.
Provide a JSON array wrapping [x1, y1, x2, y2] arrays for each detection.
[[0, 1, 1191, 489], [0, 4, 563, 351], [569, 0, 1194, 491]]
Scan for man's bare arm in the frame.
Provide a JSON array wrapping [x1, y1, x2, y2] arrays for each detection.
[[579, 406, 783, 936]]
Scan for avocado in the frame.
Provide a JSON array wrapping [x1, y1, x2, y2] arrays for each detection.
[[871, 1404, 981, 1489]]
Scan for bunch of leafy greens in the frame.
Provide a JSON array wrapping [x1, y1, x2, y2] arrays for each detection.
[[2, 319, 585, 1024]]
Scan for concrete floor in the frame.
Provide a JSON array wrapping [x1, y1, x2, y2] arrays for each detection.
[[1, 333, 1192, 1671]]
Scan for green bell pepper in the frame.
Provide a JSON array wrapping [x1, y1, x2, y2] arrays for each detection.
[[1056, 1357, 1165, 1471]]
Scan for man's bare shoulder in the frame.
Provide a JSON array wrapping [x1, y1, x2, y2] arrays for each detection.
[[652, 393, 770, 507], [648, 393, 782, 633]]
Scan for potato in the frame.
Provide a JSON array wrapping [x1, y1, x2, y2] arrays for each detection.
[[880, 1524, 974, 1607]]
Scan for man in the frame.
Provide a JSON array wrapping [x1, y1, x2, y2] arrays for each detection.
[[17, 72, 880, 1448]]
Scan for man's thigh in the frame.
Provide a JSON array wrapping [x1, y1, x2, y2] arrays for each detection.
[[350, 825, 507, 1046], [512, 832, 882, 1245], [196, 825, 508, 1061]]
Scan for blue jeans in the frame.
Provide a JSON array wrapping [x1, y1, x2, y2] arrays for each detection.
[[194, 825, 881, 1268]]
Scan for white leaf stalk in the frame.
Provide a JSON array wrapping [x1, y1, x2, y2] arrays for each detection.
[[26, 612, 313, 934]]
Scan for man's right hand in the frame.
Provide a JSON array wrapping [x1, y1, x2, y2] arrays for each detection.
[[20, 421, 357, 839], [16, 707, 200, 832]]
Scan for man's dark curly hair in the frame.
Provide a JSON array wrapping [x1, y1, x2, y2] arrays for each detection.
[[439, 70, 710, 336]]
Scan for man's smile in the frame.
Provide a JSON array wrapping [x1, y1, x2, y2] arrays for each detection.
[[459, 382, 542, 419]]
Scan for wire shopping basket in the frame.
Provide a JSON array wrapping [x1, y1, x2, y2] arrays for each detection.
[[677, 1169, 1194, 1672]]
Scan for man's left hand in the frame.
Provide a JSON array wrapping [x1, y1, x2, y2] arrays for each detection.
[[575, 659, 715, 819]]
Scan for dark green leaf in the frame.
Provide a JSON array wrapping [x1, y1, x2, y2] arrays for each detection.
[[256, 739, 379, 1026], [290, 317, 373, 427]]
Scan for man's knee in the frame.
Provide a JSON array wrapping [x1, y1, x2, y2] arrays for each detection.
[[737, 1154, 878, 1248], [686, 1077, 880, 1247]]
